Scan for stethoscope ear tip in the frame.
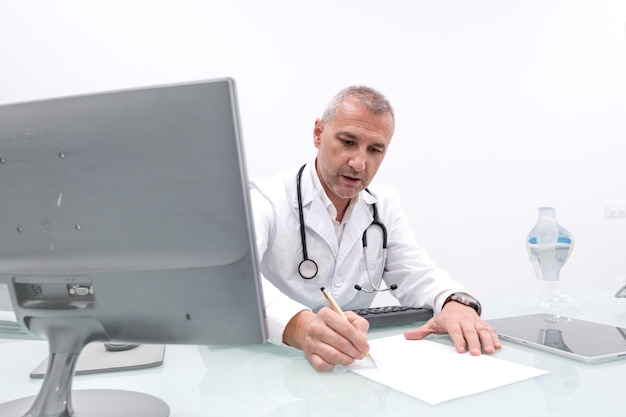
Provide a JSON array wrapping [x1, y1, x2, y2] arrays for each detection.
[[354, 283, 398, 293]]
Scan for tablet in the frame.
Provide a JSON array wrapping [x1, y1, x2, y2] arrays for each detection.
[[488, 313, 626, 363]]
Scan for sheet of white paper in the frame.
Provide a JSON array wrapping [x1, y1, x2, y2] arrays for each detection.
[[348, 334, 547, 405]]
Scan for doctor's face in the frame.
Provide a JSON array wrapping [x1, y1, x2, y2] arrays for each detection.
[[313, 98, 394, 209]]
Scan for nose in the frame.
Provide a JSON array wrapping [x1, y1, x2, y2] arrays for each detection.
[[348, 149, 366, 172]]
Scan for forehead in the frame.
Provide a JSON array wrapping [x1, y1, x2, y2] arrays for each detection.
[[327, 99, 394, 143]]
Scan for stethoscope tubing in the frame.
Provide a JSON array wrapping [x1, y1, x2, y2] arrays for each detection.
[[297, 164, 318, 279], [296, 164, 395, 292]]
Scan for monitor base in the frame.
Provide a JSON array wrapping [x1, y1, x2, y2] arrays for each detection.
[[30, 343, 165, 379], [0, 389, 169, 417]]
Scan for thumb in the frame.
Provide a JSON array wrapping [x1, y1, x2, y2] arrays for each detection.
[[404, 326, 431, 341]]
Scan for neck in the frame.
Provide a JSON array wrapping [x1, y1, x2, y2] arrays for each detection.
[[312, 160, 351, 222], [335, 199, 351, 222]]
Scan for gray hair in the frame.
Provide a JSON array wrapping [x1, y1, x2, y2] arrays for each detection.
[[321, 85, 395, 124]]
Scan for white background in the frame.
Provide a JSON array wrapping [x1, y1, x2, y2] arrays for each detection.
[[1, 0, 625, 302]]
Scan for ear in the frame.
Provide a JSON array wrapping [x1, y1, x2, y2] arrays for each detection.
[[313, 119, 323, 148]]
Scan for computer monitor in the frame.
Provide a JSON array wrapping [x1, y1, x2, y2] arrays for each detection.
[[0, 78, 267, 417]]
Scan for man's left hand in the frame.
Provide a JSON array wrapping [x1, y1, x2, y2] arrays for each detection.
[[403, 301, 501, 355]]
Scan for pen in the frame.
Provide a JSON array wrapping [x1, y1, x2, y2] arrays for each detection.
[[320, 287, 377, 367]]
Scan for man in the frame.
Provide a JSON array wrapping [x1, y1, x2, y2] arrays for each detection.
[[250, 85, 500, 371]]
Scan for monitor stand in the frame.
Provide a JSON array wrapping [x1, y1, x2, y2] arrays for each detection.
[[0, 317, 169, 417], [29, 342, 165, 379]]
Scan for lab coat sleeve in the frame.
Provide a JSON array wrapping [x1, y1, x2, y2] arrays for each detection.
[[249, 180, 311, 345], [372, 185, 471, 314], [260, 278, 311, 345]]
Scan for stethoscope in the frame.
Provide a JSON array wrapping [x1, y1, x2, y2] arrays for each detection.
[[296, 164, 398, 293]]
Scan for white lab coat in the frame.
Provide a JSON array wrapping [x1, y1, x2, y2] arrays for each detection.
[[250, 162, 469, 345]]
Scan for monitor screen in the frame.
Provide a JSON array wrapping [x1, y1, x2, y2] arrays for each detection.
[[0, 78, 266, 417]]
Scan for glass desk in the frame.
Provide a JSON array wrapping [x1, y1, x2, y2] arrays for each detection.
[[1, 289, 625, 416]]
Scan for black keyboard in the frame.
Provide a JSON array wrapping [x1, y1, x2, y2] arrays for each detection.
[[352, 305, 433, 327]]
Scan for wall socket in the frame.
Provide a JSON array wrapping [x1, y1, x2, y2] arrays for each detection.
[[605, 200, 626, 217]]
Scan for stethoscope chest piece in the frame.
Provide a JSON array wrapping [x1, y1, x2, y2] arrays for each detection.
[[298, 259, 318, 280]]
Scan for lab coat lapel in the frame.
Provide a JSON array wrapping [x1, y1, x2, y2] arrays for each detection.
[[336, 194, 375, 266]]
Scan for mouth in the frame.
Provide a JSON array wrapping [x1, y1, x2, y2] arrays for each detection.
[[341, 174, 362, 186]]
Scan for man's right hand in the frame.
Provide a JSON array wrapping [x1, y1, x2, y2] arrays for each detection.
[[282, 307, 371, 371]]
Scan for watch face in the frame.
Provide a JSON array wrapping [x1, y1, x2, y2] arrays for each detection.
[[451, 293, 481, 315]]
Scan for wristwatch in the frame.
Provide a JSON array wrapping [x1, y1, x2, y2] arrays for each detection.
[[444, 292, 482, 316]]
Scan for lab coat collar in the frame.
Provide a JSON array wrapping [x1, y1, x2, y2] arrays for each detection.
[[338, 192, 378, 265]]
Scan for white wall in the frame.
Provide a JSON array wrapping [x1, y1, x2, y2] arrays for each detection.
[[2, 0, 625, 301]]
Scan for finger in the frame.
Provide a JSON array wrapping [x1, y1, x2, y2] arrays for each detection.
[[464, 327, 482, 356], [459, 320, 502, 355], [306, 336, 363, 369], [344, 312, 372, 355], [345, 311, 370, 333], [320, 309, 370, 358], [446, 323, 471, 354], [307, 352, 335, 372], [299, 309, 371, 371], [477, 325, 502, 354]]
